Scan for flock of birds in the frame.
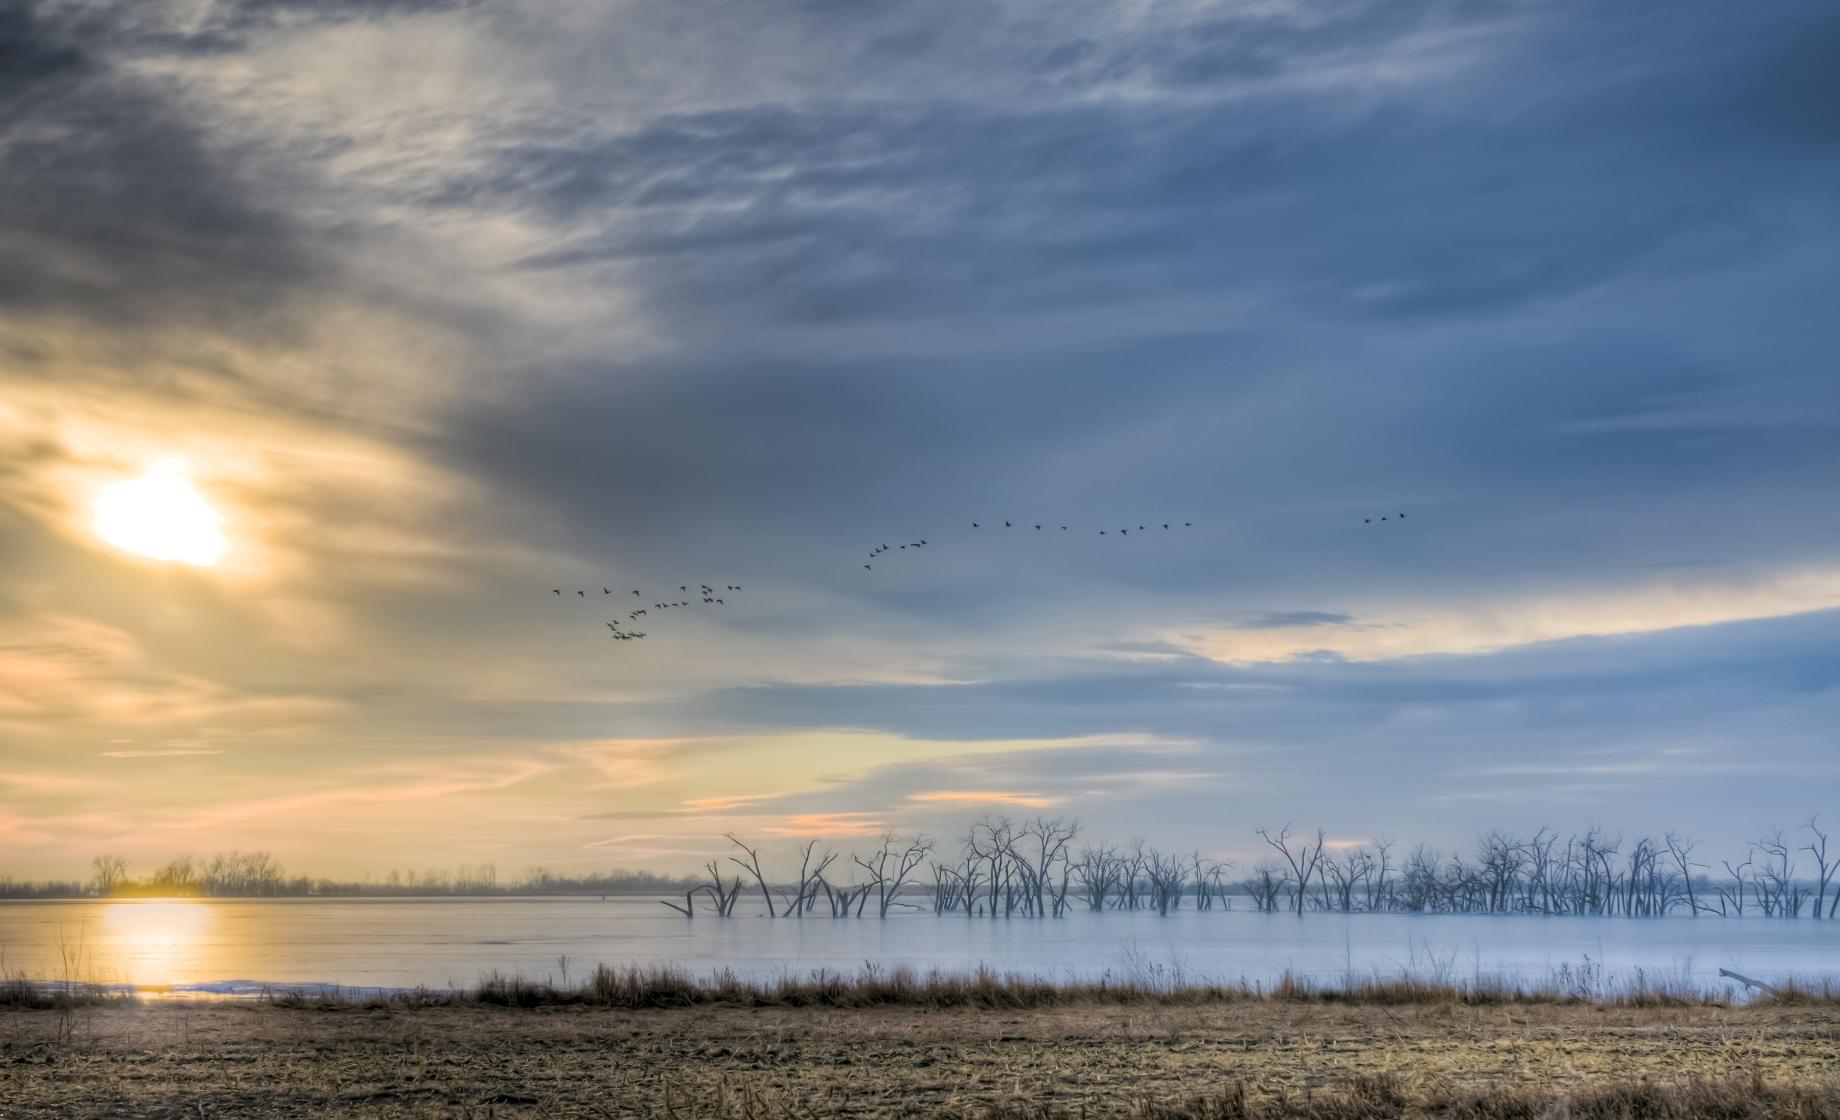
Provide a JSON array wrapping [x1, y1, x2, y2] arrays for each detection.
[[549, 582, 745, 640], [864, 518, 1199, 568], [556, 511, 1411, 644]]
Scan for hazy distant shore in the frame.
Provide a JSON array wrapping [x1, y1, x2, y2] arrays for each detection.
[[5, 995, 1837, 1118]]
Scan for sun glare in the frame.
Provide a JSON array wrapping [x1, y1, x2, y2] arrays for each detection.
[[94, 463, 227, 567], [100, 900, 213, 989]]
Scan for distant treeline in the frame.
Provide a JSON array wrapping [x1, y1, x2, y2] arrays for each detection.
[[666, 816, 1840, 920], [0, 851, 696, 899], [4, 816, 1836, 918]]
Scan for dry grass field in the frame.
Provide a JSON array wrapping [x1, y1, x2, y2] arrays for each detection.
[[4, 996, 1838, 1118]]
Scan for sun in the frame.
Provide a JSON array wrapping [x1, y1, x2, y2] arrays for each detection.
[[94, 462, 227, 567]]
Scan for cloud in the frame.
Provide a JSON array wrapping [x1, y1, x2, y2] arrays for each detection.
[[4, 0, 1839, 877], [762, 812, 887, 838], [908, 790, 1058, 808], [1229, 611, 1358, 631]]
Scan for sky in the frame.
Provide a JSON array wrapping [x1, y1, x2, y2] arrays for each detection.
[[2, 0, 1837, 881]]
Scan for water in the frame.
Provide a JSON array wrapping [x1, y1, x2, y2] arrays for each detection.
[[1, 897, 1833, 995]]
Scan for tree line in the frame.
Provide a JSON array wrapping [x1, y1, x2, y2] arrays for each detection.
[[656, 815, 1840, 920], [0, 852, 696, 899], [3, 815, 1833, 917]]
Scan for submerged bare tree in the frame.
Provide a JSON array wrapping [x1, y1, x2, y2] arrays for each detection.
[[726, 834, 778, 918], [779, 839, 838, 917], [1258, 824, 1325, 915], [852, 832, 934, 917], [1803, 817, 1835, 920], [649, 813, 1835, 921]]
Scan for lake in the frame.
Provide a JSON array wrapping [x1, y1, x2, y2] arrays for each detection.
[[1, 897, 1834, 996]]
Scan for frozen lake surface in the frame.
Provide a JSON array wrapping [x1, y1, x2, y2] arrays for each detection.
[[1, 897, 1833, 995]]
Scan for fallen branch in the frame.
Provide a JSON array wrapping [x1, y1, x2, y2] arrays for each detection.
[[1718, 968, 1782, 995]]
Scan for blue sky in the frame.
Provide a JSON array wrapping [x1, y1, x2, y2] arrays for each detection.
[[1, 0, 1836, 876]]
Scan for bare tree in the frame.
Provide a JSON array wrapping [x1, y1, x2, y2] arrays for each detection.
[[1071, 843, 1124, 911], [780, 839, 838, 917], [1144, 848, 1188, 915], [853, 832, 934, 917], [1258, 824, 1325, 914], [1755, 831, 1804, 917], [1665, 832, 1709, 915], [1241, 861, 1288, 912], [1803, 817, 1836, 921], [90, 854, 128, 896], [725, 834, 777, 918], [1366, 837, 1395, 911], [1321, 847, 1371, 912]]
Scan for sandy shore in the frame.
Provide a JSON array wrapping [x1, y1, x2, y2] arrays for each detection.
[[4, 1000, 1838, 1117]]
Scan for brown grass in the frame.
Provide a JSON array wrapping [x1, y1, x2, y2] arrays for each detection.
[[994, 1073, 1840, 1120], [2, 997, 1837, 1117], [452, 963, 1839, 1010], [12, 961, 1836, 1013]]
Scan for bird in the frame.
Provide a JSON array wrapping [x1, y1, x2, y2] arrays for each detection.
[[1005, 521, 1012, 528], [1060, 526, 1067, 531], [552, 589, 561, 595], [577, 590, 585, 597], [899, 544, 906, 549], [1099, 530, 1106, 535], [1034, 525, 1041, 530], [603, 588, 611, 595], [1399, 513, 1406, 519], [864, 564, 872, 570], [1184, 522, 1192, 527], [679, 586, 687, 592], [632, 590, 641, 596], [972, 522, 980, 528], [1163, 523, 1169, 529], [715, 598, 723, 604], [1138, 526, 1145, 531], [1120, 528, 1128, 536]]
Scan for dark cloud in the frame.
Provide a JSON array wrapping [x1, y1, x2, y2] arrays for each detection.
[[430, 1, 1839, 613], [1231, 611, 1357, 630], [0, 2, 316, 327]]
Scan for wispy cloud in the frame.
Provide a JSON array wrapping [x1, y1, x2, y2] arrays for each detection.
[[908, 790, 1058, 808]]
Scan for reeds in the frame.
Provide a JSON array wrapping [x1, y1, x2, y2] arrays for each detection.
[[9, 960, 1832, 1012], [453, 962, 1837, 1010], [0, 972, 128, 1009]]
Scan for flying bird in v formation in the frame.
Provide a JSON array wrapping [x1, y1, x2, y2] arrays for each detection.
[[549, 582, 746, 642], [555, 513, 1411, 644]]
